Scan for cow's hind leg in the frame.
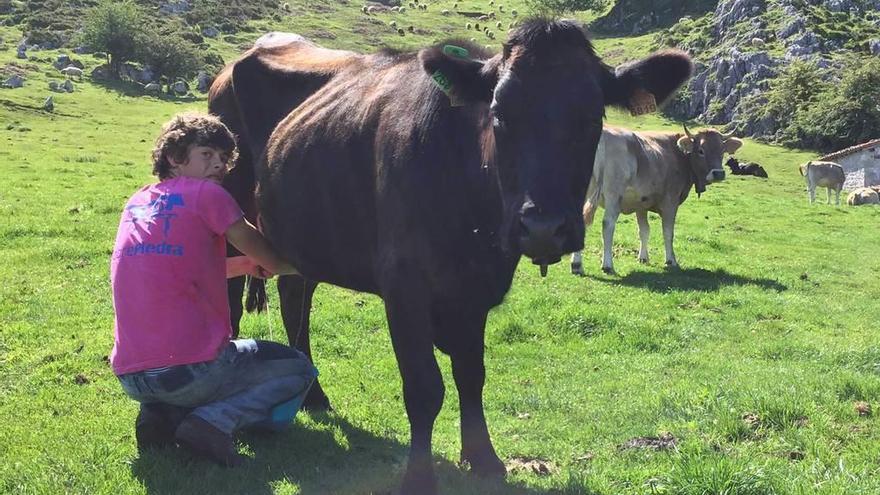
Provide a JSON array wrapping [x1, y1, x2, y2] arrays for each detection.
[[570, 251, 585, 276], [435, 309, 505, 478], [385, 280, 443, 495], [601, 204, 621, 273], [826, 187, 832, 205], [661, 204, 679, 268], [278, 275, 330, 411], [636, 210, 650, 264]]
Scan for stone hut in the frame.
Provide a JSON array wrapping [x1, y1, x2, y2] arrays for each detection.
[[819, 138, 880, 191]]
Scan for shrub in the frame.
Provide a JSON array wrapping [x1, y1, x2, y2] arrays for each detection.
[[79, 0, 147, 76], [138, 30, 203, 83], [524, 0, 608, 16]]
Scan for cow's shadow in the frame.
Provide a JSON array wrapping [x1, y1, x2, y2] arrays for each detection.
[[594, 267, 787, 293], [130, 412, 580, 495]]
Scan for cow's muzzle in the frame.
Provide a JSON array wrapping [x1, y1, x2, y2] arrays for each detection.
[[518, 211, 572, 267], [707, 169, 726, 182]]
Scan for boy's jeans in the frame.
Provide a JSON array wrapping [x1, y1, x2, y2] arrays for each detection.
[[117, 339, 318, 434]]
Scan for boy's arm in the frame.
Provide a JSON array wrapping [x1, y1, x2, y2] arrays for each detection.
[[225, 218, 300, 276]]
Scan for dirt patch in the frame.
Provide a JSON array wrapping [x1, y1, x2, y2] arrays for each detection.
[[742, 412, 761, 428], [73, 373, 90, 385], [505, 457, 556, 476], [619, 432, 677, 451], [854, 401, 872, 417]]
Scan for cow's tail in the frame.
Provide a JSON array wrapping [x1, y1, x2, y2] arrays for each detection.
[[582, 173, 602, 227], [245, 276, 267, 313]]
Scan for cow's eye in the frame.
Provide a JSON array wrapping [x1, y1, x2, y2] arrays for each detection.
[[697, 148, 705, 156]]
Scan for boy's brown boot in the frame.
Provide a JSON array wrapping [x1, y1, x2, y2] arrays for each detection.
[[136, 403, 190, 451], [174, 415, 245, 467]]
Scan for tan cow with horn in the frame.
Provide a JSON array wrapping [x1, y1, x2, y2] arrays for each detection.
[[571, 124, 742, 275]]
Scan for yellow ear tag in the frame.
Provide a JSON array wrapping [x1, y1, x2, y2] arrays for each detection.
[[628, 88, 657, 116]]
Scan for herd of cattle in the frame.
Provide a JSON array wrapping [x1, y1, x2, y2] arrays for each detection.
[[207, 23, 872, 494]]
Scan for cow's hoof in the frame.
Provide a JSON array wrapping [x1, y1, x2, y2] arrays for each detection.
[[601, 266, 616, 275], [398, 466, 438, 495], [664, 261, 680, 270], [638, 257, 649, 264], [570, 264, 585, 277], [461, 450, 506, 478]]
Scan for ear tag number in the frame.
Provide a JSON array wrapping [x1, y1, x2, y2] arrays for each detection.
[[628, 88, 657, 116]]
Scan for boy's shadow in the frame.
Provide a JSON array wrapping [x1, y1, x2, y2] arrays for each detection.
[[131, 412, 581, 495]]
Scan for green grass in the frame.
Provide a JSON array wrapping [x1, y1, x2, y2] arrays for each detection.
[[2, 7, 880, 495]]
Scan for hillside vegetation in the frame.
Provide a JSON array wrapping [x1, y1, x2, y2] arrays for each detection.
[[2, 2, 880, 494]]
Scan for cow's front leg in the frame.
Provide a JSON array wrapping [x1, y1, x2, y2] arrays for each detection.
[[660, 205, 679, 268], [808, 186, 816, 204], [601, 205, 621, 274], [826, 187, 832, 205], [636, 210, 650, 264], [278, 275, 330, 411], [385, 283, 443, 495], [835, 188, 841, 206], [570, 251, 585, 276], [438, 310, 505, 478]]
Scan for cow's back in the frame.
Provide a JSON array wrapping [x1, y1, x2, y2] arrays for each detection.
[[807, 161, 845, 188], [589, 128, 687, 215], [259, 50, 513, 302]]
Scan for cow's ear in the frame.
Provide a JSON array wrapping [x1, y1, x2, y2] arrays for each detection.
[[601, 50, 693, 114], [420, 45, 498, 104], [725, 137, 743, 154], [677, 136, 694, 154]]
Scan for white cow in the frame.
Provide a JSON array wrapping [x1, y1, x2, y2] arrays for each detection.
[[571, 125, 742, 275], [799, 161, 845, 205]]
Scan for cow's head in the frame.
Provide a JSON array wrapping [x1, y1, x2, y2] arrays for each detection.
[[677, 125, 742, 195], [421, 19, 692, 270]]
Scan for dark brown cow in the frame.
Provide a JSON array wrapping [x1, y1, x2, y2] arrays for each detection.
[[212, 21, 692, 494]]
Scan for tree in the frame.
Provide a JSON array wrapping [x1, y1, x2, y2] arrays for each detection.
[[79, 0, 148, 76], [139, 30, 204, 85], [525, 0, 609, 16]]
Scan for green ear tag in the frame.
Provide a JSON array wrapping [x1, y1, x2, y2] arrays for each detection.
[[442, 44, 470, 59], [431, 70, 453, 94]]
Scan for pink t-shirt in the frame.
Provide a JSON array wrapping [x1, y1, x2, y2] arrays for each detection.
[[110, 177, 243, 375]]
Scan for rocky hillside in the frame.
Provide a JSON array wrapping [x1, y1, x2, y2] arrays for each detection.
[[648, 0, 880, 146]]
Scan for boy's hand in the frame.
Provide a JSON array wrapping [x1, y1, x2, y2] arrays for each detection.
[[225, 219, 301, 277], [226, 256, 276, 279]]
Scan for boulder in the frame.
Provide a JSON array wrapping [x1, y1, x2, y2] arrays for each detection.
[[144, 82, 162, 94], [60, 79, 74, 93], [16, 45, 26, 59], [171, 79, 189, 96], [53, 54, 70, 70], [196, 71, 213, 93], [43, 96, 54, 112], [159, 0, 190, 15], [73, 46, 90, 54], [202, 26, 220, 38], [48, 81, 60, 91], [90, 64, 112, 80], [3, 74, 24, 88], [870, 39, 880, 56]]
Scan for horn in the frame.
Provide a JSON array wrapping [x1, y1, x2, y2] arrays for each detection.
[[721, 130, 735, 140], [682, 122, 694, 139]]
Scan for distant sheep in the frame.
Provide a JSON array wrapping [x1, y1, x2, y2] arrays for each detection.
[[398, 28, 405, 36], [466, 22, 472, 29], [751, 37, 765, 48], [441, 9, 450, 15], [60, 66, 83, 80]]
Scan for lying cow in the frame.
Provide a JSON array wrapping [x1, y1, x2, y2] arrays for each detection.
[[726, 157, 768, 178], [571, 125, 741, 275], [847, 187, 880, 206], [799, 160, 844, 205]]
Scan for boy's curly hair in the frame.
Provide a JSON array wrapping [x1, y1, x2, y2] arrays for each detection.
[[151, 113, 239, 179]]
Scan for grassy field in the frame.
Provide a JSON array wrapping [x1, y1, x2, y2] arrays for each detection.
[[2, 5, 880, 494]]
